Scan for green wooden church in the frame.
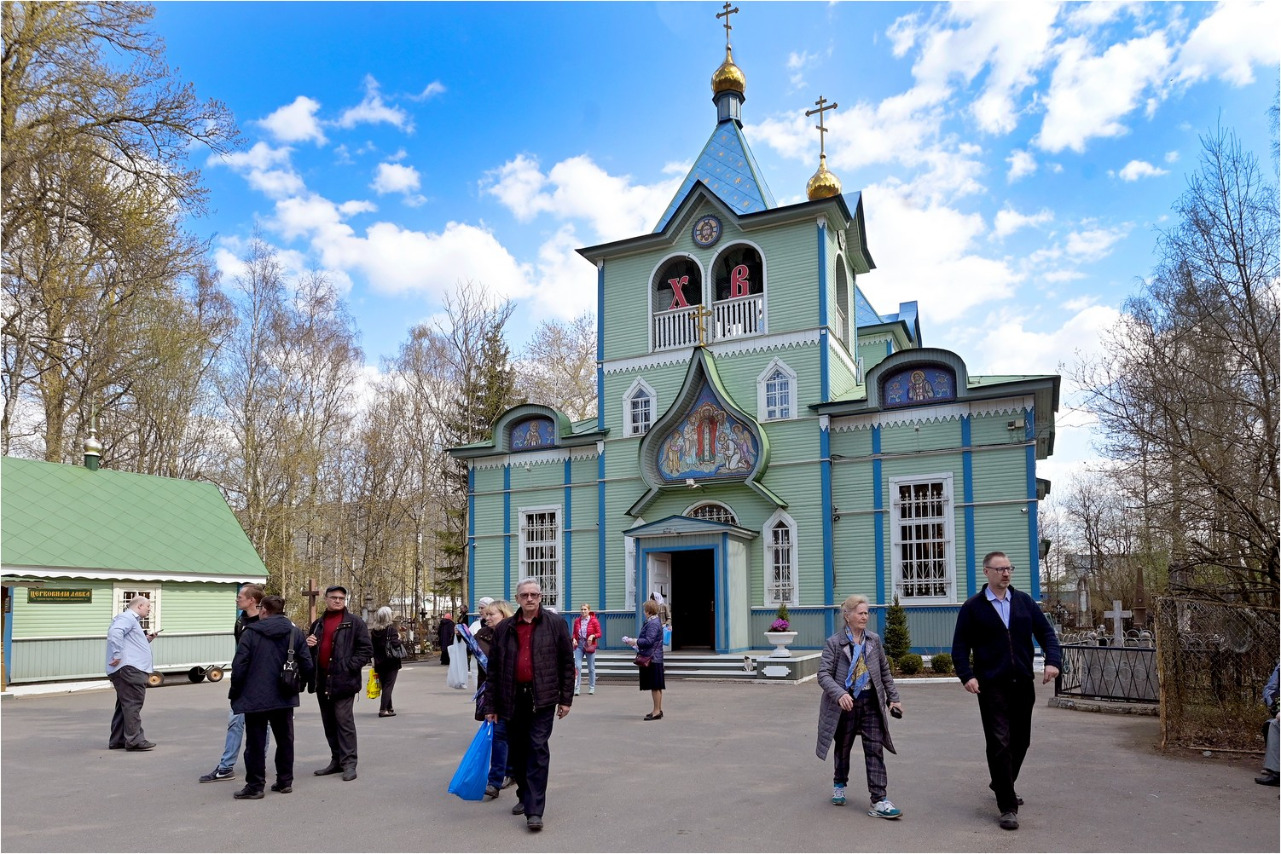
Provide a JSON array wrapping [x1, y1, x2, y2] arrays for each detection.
[[449, 19, 1058, 655]]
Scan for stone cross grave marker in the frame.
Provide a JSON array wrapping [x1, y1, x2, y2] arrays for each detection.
[[1103, 599, 1133, 646]]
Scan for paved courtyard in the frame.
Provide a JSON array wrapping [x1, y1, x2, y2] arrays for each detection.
[[2, 663, 1276, 853]]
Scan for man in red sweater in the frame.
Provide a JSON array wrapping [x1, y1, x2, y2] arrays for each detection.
[[305, 585, 373, 781]]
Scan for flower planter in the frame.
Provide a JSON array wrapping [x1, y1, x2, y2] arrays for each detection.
[[764, 630, 798, 658]]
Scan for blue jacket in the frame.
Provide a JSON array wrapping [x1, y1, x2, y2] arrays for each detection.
[[636, 616, 664, 665], [952, 584, 1061, 685]]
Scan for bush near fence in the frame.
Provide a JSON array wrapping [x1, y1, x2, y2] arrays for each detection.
[[1154, 597, 1278, 751]]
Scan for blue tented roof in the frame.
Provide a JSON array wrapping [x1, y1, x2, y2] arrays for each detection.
[[654, 121, 776, 232]]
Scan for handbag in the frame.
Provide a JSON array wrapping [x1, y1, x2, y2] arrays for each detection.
[[446, 638, 469, 689], [633, 653, 652, 667], [386, 632, 406, 660], [366, 667, 381, 699], [279, 627, 305, 694], [448, 720, 494, 801], [583, 638, 598, 654]]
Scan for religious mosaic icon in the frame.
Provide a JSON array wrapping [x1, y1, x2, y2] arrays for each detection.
[[692, 214, 723, 247], [510, 417, 554, 450], [882, 365, 956, 407], [656, 384, 758, 481]]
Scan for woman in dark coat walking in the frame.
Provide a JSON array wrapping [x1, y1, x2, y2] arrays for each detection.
[[438, 613, 455, 665], [369, 607, 403, 717]]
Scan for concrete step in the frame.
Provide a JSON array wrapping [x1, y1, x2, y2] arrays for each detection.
[[584, 652, 792, 681]]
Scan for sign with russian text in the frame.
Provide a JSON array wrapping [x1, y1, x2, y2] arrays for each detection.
[[27, 588, 92, 604]]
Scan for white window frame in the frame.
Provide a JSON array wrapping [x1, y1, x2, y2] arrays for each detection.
[[762, 510, 798, 607], [684, 501, 738, 526], [889, 473, 956, 604], [518, 505, 563, 609], [622, 378, 657, 437], [114, 584, 161, 633], [757, 358, 797, 421]]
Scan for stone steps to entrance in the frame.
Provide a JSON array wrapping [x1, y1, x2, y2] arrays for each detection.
[[583, 651, 821, 682]]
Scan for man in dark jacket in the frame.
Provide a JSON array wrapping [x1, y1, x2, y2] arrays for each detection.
[[952, 551, 1061, 832], [482, 578, 574, 832], [199, 582, 264, 783], [305, 585, 373, 781], [228, 595, 313, 799]]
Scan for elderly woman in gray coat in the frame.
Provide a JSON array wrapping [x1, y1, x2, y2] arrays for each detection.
[[816, 594, 903, 819]]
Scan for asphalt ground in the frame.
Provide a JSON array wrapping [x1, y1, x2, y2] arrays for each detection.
[[1, 662, 1276, 853]]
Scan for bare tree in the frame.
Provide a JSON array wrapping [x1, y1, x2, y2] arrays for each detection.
[[1076, 125, 1279, 604], [517, 311, 597, 421]]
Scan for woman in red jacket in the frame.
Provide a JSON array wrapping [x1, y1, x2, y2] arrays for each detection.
[[572, 603, 602, 696]]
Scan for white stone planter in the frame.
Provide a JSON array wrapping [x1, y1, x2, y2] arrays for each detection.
[[764, 630, 798, 658]]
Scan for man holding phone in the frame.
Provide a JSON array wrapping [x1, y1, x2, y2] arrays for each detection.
[[106, 595, 159, 751], [306, 585, 372, 781]]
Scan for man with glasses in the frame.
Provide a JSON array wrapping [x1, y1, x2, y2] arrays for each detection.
[[305, 585, 373, 781], [952, 551, 1060, 832], [482, 579, 575, 832]]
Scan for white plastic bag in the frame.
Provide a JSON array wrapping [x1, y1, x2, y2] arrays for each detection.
[[446, 638, 468, 689]]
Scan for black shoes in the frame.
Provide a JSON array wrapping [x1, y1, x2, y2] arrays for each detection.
[[233, 787, 264, 800], [1256, 770, 1280, 786], [270, 782, 293, 793], [342, 768, 357, 781], [314, 763, 341, 776], [527, 815, 543, 831], [378, 710, 397, 717], [511, 802, 525, 815], [199, 768, 235, 783], [644, 711, 664, 720], [999, 811, 1019, 831], [125, 741, 156, 751], [485, 784, 500, 799]]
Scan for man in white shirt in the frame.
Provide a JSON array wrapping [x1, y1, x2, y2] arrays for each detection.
[[106, 596, 158, 751]]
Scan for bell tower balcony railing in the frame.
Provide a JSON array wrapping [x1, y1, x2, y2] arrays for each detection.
[[652, 294, 765, 351]]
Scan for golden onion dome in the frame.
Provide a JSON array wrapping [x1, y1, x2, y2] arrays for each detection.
[[806, 153, 841, 200], [711, 46, 746, 96]]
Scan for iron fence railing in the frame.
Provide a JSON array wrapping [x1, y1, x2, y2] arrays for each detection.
[[1055, 640, 1159, 703]]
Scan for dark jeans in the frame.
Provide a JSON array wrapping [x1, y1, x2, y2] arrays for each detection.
[[488, 718, 511, 788], [379, 669, 398, 713], [977, 677, 1036, 813], [508, 685, 557, 819], [108, 666, 148, 748], [316, 672, 358, 770], [243, 708, 294, 792]]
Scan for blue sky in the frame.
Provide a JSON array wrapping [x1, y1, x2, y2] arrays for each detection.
[[152, 1, 1279, 483]]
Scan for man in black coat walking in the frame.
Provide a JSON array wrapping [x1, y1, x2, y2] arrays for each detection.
[[229, 595, 313, 799], [482, 578, 574, 832], [306, 585, 373, 781]]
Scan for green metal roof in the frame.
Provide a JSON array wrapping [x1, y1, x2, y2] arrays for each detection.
[[1, 456, 267, 580]]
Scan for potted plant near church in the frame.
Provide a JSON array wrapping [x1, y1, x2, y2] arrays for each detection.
[[764, 604, 798, 657]]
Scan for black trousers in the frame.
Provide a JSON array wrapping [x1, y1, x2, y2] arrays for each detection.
[[108, 666, 148, 748], [977, 677, 1036, 813], [379, 669, 399, 713], [508, 685, 557, 819], [243, 708, 294, 792], [316, 670, 358, 770]]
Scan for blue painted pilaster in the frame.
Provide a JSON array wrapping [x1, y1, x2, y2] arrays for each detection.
[[563, 459, 573, 609], [872, 426, 885, 604], [468, 468, 477, 607], [1025, 408, 1040, 599], [502, 466, 511, 599], [817, 220, 831, 402], [962, 415, 977, 597], [820, 416, 835, 638], [596, 262, 606, 433], [597, 444, 607, 610]]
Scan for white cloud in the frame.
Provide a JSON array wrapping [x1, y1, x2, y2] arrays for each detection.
[[857, 181, 1021, 323], [527, 224, 598, 320], [1174, 1, 1281, 87], [1065, 225, 1129, 261], [786, 50, 821, 90], [1116, 159, 1168, 181], [481, 154, 680, 242], [372, 162, 421, 194], [409, 81, 447, 101], [964, 303, 1120, 378], [209, 141, 305, 199], [886, 11, 922, 58], [1163, 150, 1179, 164], [1042, 270, 1086, 284], [1006, 148, 1037, 182], [258, 96, 327, 145], [336, 75, 412, 131], [992, 205, 1053, 240], [1037, 32, 1172, 153], [269, 193, 532, 301]]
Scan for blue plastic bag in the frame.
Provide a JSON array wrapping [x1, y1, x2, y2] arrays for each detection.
[[448, 720, 493, 801]]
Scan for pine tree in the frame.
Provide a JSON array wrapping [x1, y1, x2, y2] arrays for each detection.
[[884, 595, 911, 660]]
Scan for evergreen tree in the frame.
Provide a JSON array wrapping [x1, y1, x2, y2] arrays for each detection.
[[884, 595, 911, 660]]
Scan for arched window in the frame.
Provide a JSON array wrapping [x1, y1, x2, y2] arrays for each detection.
[[834, 261, 850, 347], [763, 510, 798, 606], [652, 257, 703, 349], [687, 502, 738, 526], [712, 243, 765, 339], [622, 379, 656, 436], [757, 358, 797, 421]]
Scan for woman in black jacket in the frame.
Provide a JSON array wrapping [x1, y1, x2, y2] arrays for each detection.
[[369, 607, 403, 717]]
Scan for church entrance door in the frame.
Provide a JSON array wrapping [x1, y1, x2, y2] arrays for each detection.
[[671, 549, 715, 650]]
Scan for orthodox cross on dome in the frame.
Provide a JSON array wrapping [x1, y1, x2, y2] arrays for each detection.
[[805, 95, 838, 158], [717, 2, 739, 48]]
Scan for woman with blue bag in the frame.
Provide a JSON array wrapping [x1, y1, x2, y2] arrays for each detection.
[[475, 600, 515, 798]]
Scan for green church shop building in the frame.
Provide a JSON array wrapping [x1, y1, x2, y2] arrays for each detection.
[[455, 31, 1060, 658]]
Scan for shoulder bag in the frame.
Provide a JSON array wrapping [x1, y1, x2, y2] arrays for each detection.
[[280, 626, 304, 694]]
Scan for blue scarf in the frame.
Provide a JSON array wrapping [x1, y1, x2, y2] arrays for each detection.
[[844, 628, 870, 698]]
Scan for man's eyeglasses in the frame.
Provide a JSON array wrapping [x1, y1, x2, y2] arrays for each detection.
[[517, 592, 541, 599], [985, 565, 1014, 573]]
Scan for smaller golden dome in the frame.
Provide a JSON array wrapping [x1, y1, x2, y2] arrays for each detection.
[[711, 46, 746, 95], [806, 153, 841, 200]]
